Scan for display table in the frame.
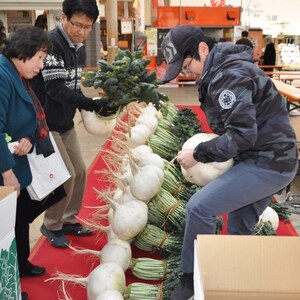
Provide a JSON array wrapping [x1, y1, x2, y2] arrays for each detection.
[[265, 71, 300, 83], [259, 65, 285, 70], [272, 78, 300, 111]]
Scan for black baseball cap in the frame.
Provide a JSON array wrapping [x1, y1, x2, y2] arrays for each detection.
[[161, 25, 210, 82]]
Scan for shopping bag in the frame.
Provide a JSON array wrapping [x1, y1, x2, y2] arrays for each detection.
[[26, 133, 71, 201]]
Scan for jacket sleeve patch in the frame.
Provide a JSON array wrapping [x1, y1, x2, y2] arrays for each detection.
[[218, 89, 236, 109]]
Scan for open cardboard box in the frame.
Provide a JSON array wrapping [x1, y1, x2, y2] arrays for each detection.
[[0, 186, 21, 300], [194, 235, 300, 300]]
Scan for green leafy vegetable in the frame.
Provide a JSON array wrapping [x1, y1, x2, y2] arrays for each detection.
[[82, 50, 169, 110], [269, 200, 290, 222], [254, 220, 276, 235]]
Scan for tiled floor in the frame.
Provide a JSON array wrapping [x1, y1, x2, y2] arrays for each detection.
[[29, 83, 300, 250]]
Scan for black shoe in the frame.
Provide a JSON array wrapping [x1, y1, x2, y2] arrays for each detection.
[[62, 222, 93, 236], [19, 261, 45, 277], [170, 272, 194, 300], [22, 292, 28, 300], [40, 224, 69, 248]]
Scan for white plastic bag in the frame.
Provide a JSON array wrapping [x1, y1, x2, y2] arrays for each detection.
[[26, 133, 70, 201]]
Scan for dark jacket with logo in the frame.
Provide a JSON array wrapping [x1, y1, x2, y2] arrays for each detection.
[[195, 43, 298, 172]]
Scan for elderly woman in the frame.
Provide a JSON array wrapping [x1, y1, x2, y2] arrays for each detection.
[[260, 36, 276, 71], [0, 27, 53, 300]]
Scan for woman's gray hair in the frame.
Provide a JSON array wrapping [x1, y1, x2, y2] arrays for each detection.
[[265, 36, 273, 44]]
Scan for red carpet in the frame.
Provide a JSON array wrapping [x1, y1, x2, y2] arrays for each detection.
[[21, 105, 298, 299]]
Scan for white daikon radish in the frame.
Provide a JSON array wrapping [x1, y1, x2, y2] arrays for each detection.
[[87, 262, 125, 300], [95, 290, 124, 300], [259, 206, 279, 231], [46, 262, 125, 300], [142, 164, 164, 184], [130, 165, 164, 202], [137, 114, 158, 134], [77, 209, 118, 242], [131, 144, 153, 157], [70, 238, 132, 271], [107, 209, 121, 241], [141, 104, 158, 118], [81, 109, 117, 136], [126, 123, 151, 148], [101, 239, 132, 270], [133, 152, 165, 170], [108, 198, 148, 240], [118, 186, 140, 203], [181, 133, 233, 186]]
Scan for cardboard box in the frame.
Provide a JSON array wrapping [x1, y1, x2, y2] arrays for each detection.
[[0, 186, 21, 300], [194, 235, 300, 300]]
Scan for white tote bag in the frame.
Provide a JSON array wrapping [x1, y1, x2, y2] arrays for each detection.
[[26, 133, 71, 201]]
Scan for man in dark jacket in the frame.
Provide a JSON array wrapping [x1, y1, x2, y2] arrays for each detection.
[[34, 0, 117, 248], [161, 25, 298, 300], [235, 30, 253, 48]]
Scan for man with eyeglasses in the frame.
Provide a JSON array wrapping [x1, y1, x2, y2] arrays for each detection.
[[30, 0, 118, 248], [161, 25, 298, 300]]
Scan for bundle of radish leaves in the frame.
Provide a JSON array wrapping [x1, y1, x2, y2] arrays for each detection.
[[82, 50, 169, 111], [149, 107, 203, 161]]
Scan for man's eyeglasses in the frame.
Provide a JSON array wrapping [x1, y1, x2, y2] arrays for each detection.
[[68, 19, 93, 31], [181, 56, 194, 74]]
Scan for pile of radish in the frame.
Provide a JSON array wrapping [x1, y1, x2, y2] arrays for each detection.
[[47, 101, 283, 299]]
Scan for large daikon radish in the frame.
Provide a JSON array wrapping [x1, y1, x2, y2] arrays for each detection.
[[108, 198, 148, 241], [133, 152, 165, 170], [113, 185, 139, 204], [259, 206, 279, 231], [46, 262, 125, 300], [130, 165, 164, 202], [70, 238, 132, 271], [137, 114, 158, 134], [131, 144, 153, 157], [126, 123, 151, 148], [180, 133, 233, 186], [87, 262, 125, 300], [81, 109, 117, 136]]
